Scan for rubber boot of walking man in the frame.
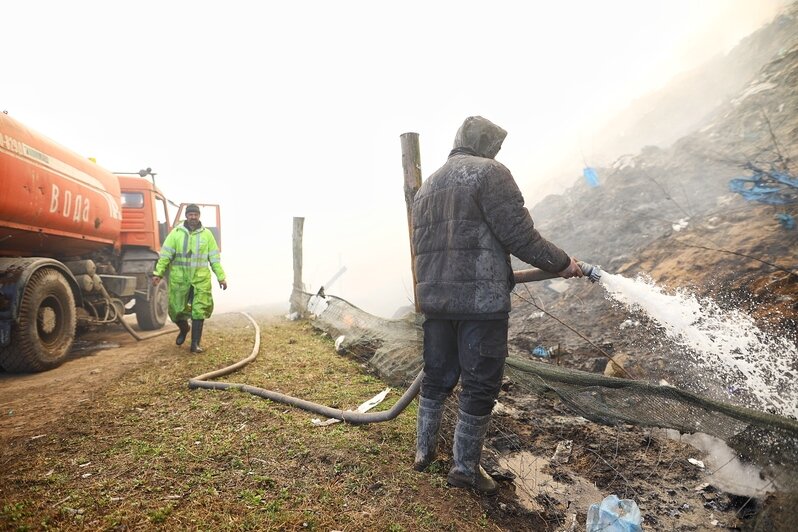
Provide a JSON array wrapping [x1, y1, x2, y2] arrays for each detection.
[[152, 204, 228, 353]]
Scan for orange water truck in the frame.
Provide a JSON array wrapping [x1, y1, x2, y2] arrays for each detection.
[[0, 112, 221, 372]]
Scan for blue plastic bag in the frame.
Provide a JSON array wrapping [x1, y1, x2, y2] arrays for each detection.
[[776, 213, 795, 229], [586, 494, 642, 532], [583, 167, 600, 188], [531, 345, 551, 358]]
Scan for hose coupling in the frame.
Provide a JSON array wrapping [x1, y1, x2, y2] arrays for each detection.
[[577, 261, 602, 283]]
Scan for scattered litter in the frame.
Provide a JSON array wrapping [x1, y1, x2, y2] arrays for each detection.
[[81, 473, 92, 478], [583, 167, 600, 188], [776, 213, 795, 229], [619, 319, 640, 330], [334, 335, 346, 354], [688, 458, 705, 469], [307, 294, 329, 316], [52, 495, 71, 508], [551, 440, 573, 464], [30, 434, 46, 440], [89, 368, 101, 375], [531, 345, 551, 358], [45, 469, 54, 477], [527, 311, 544, 319], [109, 497, 124, 502], [311, 387, 391, 426], [492, 401, 522, 418], [163, 495, 182, 500], [565, 513, 578, 532], [587, 494, 642, 532], [671, 218, 689, 232], [285, 311, 300, 321], [78, 462, 91, 468], [694, 482, 711, 491], [729, 163, 798, 205]]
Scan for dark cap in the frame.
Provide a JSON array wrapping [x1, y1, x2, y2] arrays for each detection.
[[185, 204, 200, 215]]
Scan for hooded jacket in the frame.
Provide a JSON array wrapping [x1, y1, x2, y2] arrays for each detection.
[[412, 116, 570, 319]]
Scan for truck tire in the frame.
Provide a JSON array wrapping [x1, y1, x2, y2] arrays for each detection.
[[0, 268, 76, 373], [135, 278, 168, 330]]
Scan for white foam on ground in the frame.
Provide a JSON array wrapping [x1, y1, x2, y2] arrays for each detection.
[[599, 272, 797, 418]]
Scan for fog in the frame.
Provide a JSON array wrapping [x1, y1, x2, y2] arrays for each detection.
[[2, 1, 787, 318]]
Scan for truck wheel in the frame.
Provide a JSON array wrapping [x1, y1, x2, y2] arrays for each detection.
[[135, 279, 168, 330], [0, 268, 76, 373]]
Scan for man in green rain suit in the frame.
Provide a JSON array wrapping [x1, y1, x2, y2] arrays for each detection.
[[152, 204, 227, 353]]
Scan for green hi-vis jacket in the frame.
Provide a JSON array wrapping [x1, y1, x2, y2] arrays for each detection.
[[153, 223, 226, 321]]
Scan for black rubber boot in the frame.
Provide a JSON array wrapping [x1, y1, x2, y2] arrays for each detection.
[[175, 320, 190, 346], [446, 410, 498, 495], [414, 396, 445, 471], [190, 319, 204, 353]]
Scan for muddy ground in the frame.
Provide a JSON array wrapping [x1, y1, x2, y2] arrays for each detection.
[[2, 313, 792, 530]]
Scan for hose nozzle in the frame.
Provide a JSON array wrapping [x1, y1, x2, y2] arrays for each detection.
[[577, 261, 602, 283]]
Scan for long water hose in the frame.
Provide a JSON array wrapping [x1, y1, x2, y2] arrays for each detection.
[[125, 262, 601, 424], [117, 316, 178, 341], [187, 312, 422, 425]]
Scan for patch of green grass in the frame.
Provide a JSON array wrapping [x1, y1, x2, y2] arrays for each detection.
[[1, 502, 30, 531], [0, 315, 499, 531], [147, 504, 173, 524]]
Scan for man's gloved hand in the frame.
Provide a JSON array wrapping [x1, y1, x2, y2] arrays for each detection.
[[557, 258, 584, 279], [152, 275, 161, 286], [219, 280, 228, 290]]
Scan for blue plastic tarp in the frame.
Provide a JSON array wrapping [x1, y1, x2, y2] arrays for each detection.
[[729, 167, 798, 205]]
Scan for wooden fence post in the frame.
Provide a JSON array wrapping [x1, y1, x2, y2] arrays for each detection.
[[400, 132, 422, 313], [289, 216, 305, 315]]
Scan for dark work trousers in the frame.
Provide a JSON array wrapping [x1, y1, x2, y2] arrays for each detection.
[[420, 318, 508, 417]]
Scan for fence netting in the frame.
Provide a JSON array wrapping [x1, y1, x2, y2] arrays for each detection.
[[293, 290, 798, 494]]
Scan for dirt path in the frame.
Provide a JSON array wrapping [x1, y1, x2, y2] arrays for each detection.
[[0, 321, 178, 443]]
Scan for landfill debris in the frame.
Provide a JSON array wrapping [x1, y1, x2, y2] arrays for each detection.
[[334, 335, 346, 354], [551, 440, 573, 464], [311, 387, 391, 427], [587, 494, 642, 532], [531, 345, 551, 358], [728, 164, 798, 205], [307, 294, 329, 316], [672, 218, 690, 232], [492, 401, 522, 418], [688, 458, 706, 469], [583, 167, 600, 188], [776, 213, 795, 229]]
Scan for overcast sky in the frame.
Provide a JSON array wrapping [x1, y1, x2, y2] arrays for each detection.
[[2, 1, 788, 317]]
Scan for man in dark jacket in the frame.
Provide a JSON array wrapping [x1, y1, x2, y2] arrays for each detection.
[[411, 116, 582, 495]]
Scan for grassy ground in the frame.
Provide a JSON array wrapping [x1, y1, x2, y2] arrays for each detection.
[[1, 314, 506, 531]]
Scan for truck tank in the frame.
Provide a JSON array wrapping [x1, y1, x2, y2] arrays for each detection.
[[0, 113, 122, 257]]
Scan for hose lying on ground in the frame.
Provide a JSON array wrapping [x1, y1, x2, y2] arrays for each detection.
[[116, 313, 178, 341], [187, 312, 422, 425]]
